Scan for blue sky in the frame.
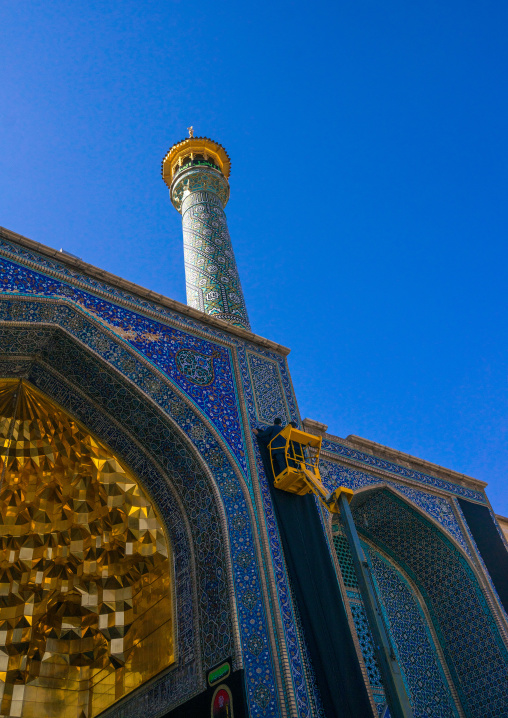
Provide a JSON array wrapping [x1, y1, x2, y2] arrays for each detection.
[[1, 1, 507, 513]]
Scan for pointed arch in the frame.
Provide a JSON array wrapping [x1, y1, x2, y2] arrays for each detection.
[[0, 379, 175, 717], [351, 482, 475, 560], [350, 486, 508, 718], [0, 320, 241, 715]]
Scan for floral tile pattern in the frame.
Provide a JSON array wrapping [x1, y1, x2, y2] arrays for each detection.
[[0, 231, 505, 718], [321, 461, 472, 555], [0, 230, 317, 718]]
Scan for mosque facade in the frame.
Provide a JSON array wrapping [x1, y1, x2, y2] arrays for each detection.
[[0, 134, 507, 718]]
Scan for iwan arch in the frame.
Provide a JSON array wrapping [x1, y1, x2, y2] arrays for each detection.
[[0, 131, 506, 718], [0, 379, 173, 717], [0, 308, 251, 717]]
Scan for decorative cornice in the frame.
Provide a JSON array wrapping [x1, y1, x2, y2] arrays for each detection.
[[344, 434, 487, 490], [303, 417, 487, 495], [162, 136, 231, 188], [0, 226, 291, 356], [302, 417, 328, 436]]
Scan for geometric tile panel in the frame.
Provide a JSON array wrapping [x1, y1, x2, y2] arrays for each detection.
[[349, 601, 384, 690], [368, 550, 460, 718], [331, 524, 386, 713], [321, 461, 472, 555], [332, 534, 359, 589], [247, 352, 289, 425], [354, 489, 508, 718]]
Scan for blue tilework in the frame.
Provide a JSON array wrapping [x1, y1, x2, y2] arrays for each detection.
[[0, 234, 226, 330], [3, 233, 506, 718], [0, 231, 281, 364], [322, 438, 485, 503], [332, 524, 387, 713], [349, 598, 384, 688], [237, 348, 318, 718], [349, 598, 388, 716], [0, 255, 248, 472], [0, 234, 301, 455], [180, 186, 250, 329], [354, 489, 508, 718], [367, 550, 460, 718], [0, 320, 280, 718], [0, 236, 315, 717], [321, 461, 471, 556], [247, 352, 290, 425]]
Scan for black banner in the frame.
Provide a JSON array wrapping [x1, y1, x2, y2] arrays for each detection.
[[458, 499, 508, 613], [162, 663, 246, 718], [257, 439, 373, 718]]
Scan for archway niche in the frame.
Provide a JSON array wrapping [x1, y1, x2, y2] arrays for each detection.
[[0, 379, 174, 718], [350, 487, 508, 718], [0, 322, 236, 718]]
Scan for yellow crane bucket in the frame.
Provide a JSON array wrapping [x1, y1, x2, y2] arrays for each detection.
[[267, 425, 354, 513], [268, 425, 323, 495]]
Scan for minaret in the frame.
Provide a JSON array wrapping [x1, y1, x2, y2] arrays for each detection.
[[162, 129, 251, 330]]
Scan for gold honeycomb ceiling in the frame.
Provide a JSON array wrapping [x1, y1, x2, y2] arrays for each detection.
[[0, 379, 174, 718]]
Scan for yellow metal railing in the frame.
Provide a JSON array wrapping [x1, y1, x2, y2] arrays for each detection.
[[268, 425, 353, 512]]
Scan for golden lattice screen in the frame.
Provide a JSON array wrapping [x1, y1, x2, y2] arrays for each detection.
[[0, 380, 174, 718]]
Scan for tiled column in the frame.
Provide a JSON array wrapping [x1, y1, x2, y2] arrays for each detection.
[[163, 137, 250, 331], [179, 180, 250, 329]]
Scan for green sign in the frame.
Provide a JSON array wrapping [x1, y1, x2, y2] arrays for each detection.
[[207, 661, 231, 686]]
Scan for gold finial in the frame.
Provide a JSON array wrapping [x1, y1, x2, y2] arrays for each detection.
[[187, 126, 194, 138]]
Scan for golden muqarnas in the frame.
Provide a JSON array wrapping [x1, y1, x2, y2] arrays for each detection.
[[0, 380, 174, 718]]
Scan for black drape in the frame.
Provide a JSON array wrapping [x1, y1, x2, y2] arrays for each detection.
[[458, 498, 508, 613], [257, 439, 373, 718]]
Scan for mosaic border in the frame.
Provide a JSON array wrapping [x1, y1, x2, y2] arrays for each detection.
[[321, 437, 485, 502], [0, 317, 281, 718]]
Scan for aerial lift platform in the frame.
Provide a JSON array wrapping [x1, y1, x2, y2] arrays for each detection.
[[267, 425, 414, 718], [268, 424, 353, 513]]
